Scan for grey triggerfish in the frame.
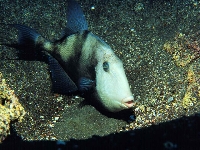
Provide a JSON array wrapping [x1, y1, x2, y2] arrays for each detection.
[[3, 0, 134, 112]]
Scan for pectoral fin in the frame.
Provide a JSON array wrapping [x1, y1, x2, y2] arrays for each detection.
[[78, 77, 95, 93], [47, 54, 78, 94]]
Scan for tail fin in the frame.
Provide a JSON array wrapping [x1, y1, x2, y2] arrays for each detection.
[[2, 24, 46, 60], [9, 24, 41, 47]]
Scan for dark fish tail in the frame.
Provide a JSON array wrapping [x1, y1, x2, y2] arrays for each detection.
[[7, 24, 47, 60], [10, 24, 41, 46]]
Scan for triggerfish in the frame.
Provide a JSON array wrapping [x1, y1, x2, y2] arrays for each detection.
[[2, 0, 134, 112]]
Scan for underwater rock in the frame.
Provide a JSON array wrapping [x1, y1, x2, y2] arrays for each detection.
[[163, 32, 200, 67], [163, 31, 200, 110], [0, 72, 26, 143]]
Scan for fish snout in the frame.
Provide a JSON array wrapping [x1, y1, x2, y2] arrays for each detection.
[[122, 96, 134, 108]]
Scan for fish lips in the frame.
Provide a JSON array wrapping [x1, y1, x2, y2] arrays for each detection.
[[121, 96, 134, 108]]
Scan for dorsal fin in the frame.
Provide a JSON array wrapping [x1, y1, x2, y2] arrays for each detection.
[[63, 0, 88, 37]]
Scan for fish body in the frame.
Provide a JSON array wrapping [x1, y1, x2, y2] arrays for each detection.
[[3, 0, 134, 112]]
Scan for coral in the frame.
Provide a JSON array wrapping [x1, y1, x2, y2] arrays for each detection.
[[187, 66, 196, 84], [0, 72, 26, 143], [163, 31, 200, 109], [182, 90, 196, 109], [163, 32, 200, 67], [182, 65, 199, 109]]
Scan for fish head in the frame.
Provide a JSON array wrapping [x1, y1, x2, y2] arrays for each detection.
[[95, 41, 134, 112]]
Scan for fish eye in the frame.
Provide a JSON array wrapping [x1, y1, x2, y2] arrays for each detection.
[[103, 62, 109, 72]]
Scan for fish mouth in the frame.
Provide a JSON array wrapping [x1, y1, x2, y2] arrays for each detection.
[[122, 96, 134, 108]]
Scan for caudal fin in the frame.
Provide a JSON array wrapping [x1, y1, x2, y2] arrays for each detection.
[[3, 24, 46, 60], [9, 24, 41, 46]]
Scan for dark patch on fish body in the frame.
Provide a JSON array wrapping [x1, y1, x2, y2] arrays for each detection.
[[41, 31, 97, 88]]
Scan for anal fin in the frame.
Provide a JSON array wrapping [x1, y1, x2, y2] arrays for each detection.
[[47, 54, 78, 94]]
